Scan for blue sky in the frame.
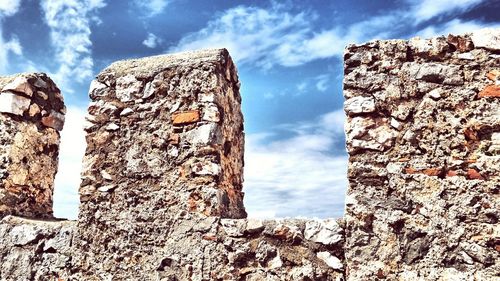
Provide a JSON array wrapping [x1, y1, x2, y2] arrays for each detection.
[[0, 0, 498, 219]]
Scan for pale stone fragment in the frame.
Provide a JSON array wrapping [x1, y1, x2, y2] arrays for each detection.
[[120, 108, 133, 116], [471, 28, 500, 51], [428, 88, 443, 99], [202, 104, 220, 122], [390, 118, 402, 130], [246, 219, 264, 233], [9, 225, 41, 246], [345, 116, 375, 141], [98, 185, 116, 192], [345, 96, 376, 115], [183, 124, 219, 145], [317, 252, 343, 270], [105, 123, 119, 131], [0, 92, 31, 116], [88, 79, 108, 98], [192, 161, 220, 176], [115, 74, 143, 102], [100, 170, 113, 180], [304, 220, 342, 245], [457, 52, 474, 60], [28, 103, 41, 117], [220, 219, 246, 237], [2, 76, 34, 96]]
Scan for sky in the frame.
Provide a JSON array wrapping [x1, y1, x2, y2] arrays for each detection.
[[0, 0, 499, 220]]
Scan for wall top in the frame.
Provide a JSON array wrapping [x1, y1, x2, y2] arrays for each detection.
[[100, 48, 231, 78]]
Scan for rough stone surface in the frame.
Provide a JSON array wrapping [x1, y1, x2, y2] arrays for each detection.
[[0, 73, 65, 219], [344, 29, 499, 280], [0, 216, 74, 280], [66, 48, 345, 280], [2, 29, 498, 280]]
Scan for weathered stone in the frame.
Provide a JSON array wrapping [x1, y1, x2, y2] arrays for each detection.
[[115, 74, 143, 102], [183, 123, 219, 145], [41, 110, 65, 131], [317, 251, 343, 270], [344, 30, 500, 280], [0, 216, 74, 280], [0, 73, 64, 219], [471, 28, 500, 51], [408, 62, 463, 85], [304, 219, 343, 245], [344, 96, 376, 115], [2, 76, 34, 96], [120, 107, 133, 116], [0, 92, 31, 116]]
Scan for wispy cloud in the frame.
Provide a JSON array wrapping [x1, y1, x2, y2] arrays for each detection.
[[416, 19, 500, 38], [0, 0, 21, 16], [53, 106, 87, 219], [171, 1, 494, 70], [142, 32, 162, 48], [41, 0, 106, 92], [0, 0, 22, 74], [132, 0, 170, 17], [315, 74, 330, 92], [244, 110, 347, 219], [407, 0, 484, 23], [170, 4, 313, 69]]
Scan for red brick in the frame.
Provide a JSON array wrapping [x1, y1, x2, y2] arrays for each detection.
[[478, 85, 500, 98], [172, 110, 200, 125]]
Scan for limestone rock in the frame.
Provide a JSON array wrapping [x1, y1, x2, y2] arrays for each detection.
[[304, 219, 343, 245], [2, 76, 34, 96], [0, 92, 31, 116], [344, 96, 376, 115], [317, 251, 343, 270], [471, 28, 500, 51]]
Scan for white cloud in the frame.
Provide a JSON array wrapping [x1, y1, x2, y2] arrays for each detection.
[[416, 19, 500, 38], [133, 0, 169, 17], [296, 81, 307, 92], [0, 0, 22, 74], [244, 110, 347, 218], [315, 74, 329, 92], [53, 106, 87, 219], [170, 4, 313, 69], [142, 32, 162, 48], [0, 0, 21, 16], [171, 1, 493, 69], [41, 0, 106, 91], [407, 0, 484, 23]]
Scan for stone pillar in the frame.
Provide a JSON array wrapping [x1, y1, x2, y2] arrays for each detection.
[[74, 49, 246, 276], [0, 73, 65, 219], [343, 28, 499, 279]]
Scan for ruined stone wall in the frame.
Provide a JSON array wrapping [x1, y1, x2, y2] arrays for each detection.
[[1, 29, 498, 281], [343, 28, 499, 280], [70, 48, 345, 280], [0, 73, 65, 218], [0, 50, 344, 281]]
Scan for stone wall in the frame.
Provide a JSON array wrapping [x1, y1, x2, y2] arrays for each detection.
[[343, 28, 499, 279], [0, 73, 65, 219], [70, 48, 345, 280], [0, 29, 498, 281]]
